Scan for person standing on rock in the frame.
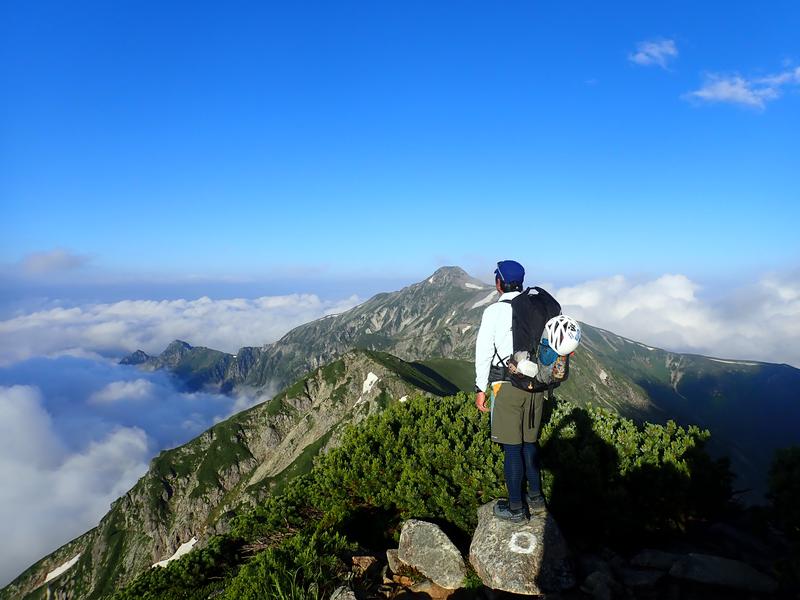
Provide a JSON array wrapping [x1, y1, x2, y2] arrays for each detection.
[[474, 260, 548, 522]]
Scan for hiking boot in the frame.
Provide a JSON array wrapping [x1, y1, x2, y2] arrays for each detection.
[[493, 499, 526, 523], [525, 492, 547, 516]]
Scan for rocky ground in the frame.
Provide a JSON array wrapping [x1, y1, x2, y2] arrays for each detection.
[[332, 503, 793, 600]]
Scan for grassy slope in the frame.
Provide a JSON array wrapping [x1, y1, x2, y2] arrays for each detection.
[[252, 354, 475, 495], [363, 351, 461, 397], [418, 358, 475, 393]]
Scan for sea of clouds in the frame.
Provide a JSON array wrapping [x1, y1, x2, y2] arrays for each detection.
[[0, 293, 361, 365], [0, 292, 360, 587], [1, 273, 798, 586]]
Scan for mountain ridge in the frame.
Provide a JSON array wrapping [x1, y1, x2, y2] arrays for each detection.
[[121, 265, 494, 393], [4, 266, 799, 599], [117, 266, 800, 504]]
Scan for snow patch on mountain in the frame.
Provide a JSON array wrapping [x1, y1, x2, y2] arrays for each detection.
[[471, 291, 497, 309], [44, 553, 81, 583], [464, 283, 484, 289], [153, 537, 197, 568], [709, 358, 759, 366], [362, 372, 379, 394], [354, 372, 381, 407]]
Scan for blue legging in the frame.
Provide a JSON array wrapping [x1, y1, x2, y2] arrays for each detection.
[[502, 442, 542, 508]]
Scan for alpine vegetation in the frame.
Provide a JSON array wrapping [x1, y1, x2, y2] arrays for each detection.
[[107, 393, 732, 599]]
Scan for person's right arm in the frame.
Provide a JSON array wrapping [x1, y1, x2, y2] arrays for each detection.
[[474, 306, 495, 412]]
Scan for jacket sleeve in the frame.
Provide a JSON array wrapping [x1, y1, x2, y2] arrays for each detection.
[[474, 306, 495, 393]]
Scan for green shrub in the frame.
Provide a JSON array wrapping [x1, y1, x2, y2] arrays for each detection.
[[111, 536, 241, 600], [539, 400, 732, 544], [307, 392, 504, 532], [115, 393, 733, 597], [230, 476, 320, 540], [222, 530, 352, 600]]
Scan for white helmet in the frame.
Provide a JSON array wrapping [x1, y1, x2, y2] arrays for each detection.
[[544, 315, 582, 355]]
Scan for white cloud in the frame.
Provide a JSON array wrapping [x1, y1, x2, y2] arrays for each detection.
[[0, 384, 150, 587], [684, 66, 800, 109], [0, 385, 65, 467], [556, 273, 800, 367], [629, 39, 678, 69], [19, 249, 90, 274], [0, 293, 361, 364], [89, 379, 155, 404]]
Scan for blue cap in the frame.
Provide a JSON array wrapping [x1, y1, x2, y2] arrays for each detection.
[[495, 260, 525, 284]]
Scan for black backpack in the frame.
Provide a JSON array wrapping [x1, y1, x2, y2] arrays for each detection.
[[501, 287, 568, 393]]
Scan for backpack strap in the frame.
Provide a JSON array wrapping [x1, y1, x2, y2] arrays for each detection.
[[493, 346, 507, 366], [528, 392, 535, 429], [490, 297, 514, 375], [493, 297, 513, 366]]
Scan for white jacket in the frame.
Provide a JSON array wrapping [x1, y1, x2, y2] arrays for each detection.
[[474, 290, 520, 392]]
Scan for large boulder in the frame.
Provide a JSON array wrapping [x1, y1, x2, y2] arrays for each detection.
[[397, 519, 466, 590], [629, 549, 681, 571], [669, 553, 778, 593], [386, 548, 404, 575], [469, 501, 575, 595]]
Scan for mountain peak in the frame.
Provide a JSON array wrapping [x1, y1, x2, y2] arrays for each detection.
[[424, 266, 476, 285], [119, 349, 150, 366], [421, 266, 491, 292], [163, 340, 193, 357], [431, 265, 468, 277], [166, 339, 192, 350]]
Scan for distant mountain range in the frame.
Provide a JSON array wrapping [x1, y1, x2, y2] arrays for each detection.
[[121, 266, 493, 391], [122, 266, 800, 499], [4, 266, 799, 600]]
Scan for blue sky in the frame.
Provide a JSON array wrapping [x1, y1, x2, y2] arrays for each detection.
[[1, 0, 799, 298], [1, 5, 799, 581]]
